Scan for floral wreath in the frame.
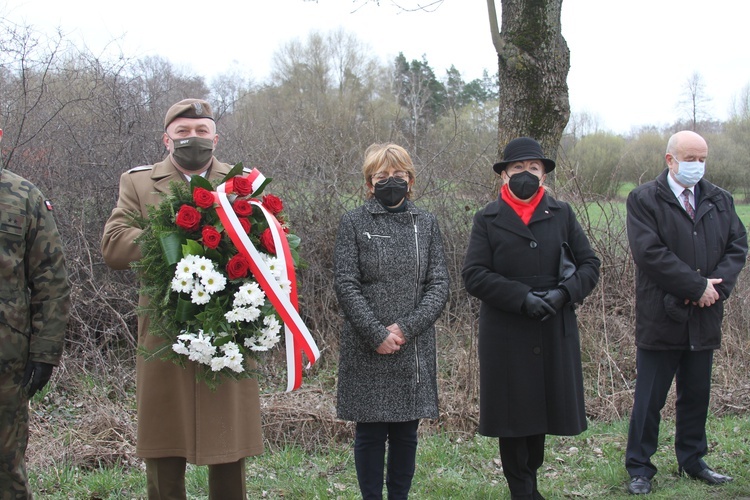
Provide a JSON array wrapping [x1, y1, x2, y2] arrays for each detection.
[[133, 164, 320, 390]]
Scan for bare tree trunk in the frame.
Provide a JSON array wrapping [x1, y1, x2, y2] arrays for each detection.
[[487, 0, 570, 165]]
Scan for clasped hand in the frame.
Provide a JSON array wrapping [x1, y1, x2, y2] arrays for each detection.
[[523, 288, 569, 321], [376, 324, 405, 354], [694, 277, 723, 308]]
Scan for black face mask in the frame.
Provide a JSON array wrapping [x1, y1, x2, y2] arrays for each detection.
[[373, 177, 409, 207], [507, 171, 541, 200]]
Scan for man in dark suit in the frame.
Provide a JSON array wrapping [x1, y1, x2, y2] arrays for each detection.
[[625, 130, 747, 495]]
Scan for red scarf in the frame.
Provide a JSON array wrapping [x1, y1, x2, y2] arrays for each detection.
[[500, 184, 545, 225]]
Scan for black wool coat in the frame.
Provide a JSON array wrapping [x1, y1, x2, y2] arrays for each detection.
[[626, 170, 747, 350], [462, 192, 600, 438], [334, 198, 450, 422]]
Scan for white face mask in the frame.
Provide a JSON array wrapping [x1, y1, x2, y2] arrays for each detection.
[[672, 158, 705, 187]]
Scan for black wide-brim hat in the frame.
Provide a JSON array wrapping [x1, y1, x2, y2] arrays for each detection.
[[492, 137, 556, 174]]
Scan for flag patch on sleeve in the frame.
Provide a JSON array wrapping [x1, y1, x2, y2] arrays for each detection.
[[44, 200, 54, 211]]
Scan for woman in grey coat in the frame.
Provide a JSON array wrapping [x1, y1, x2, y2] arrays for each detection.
[[334, 143, 450, 500]]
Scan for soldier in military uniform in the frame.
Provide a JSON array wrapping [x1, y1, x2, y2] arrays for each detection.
[[0, 128, 71, 499], [101, 99, 263, 499]]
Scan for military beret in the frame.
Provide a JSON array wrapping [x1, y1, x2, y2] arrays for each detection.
[[164, 98, 214, 130]]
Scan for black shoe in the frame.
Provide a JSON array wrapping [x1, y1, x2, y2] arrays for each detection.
[[680, 466, 733, 485], [628, 476, 651, 495]]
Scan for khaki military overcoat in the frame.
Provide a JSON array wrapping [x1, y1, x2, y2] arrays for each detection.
[[101, 157, 263, 465]]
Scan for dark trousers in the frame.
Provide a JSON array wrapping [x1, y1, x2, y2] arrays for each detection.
[[354, 420, 419, 500], [145, 456, 246, 499], [498, 434, 546, 500], [625, 348, 713, 478]]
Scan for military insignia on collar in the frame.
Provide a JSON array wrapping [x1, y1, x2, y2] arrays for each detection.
[[44, 200, 54, 211]]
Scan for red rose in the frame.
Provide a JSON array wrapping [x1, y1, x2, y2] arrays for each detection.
[[175, 205, 201, 231], [232, 176, 252, 196], [238, 218, 251, 234], [233, 199, 253, 216], [192, 187, 215, 209], [262, 194, 284, 215], [226, 254, 250, 279], [201, 226, 222, 249], [260, 228, 276, 254]]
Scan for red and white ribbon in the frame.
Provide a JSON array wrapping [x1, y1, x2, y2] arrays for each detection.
[[213, 168, 320, 391]]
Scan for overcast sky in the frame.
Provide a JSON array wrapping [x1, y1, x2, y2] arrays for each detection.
[[3, 0, 750, 134]]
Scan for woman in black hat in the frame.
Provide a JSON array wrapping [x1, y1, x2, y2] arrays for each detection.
[[462, 137, 600, 500]]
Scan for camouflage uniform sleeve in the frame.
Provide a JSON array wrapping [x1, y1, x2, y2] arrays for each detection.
[[101, 171, 144, 270], [26, 187, 71, 365]]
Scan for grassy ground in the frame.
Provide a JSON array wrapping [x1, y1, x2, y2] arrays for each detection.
[[28, 414, 750, 499]]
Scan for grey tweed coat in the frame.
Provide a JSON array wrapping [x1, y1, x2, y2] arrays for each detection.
[[334, 198, 450, 422]]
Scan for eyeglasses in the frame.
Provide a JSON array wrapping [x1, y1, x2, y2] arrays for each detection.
[[372, 171, 410, 183]]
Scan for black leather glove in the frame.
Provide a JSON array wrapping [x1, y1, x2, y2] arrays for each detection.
[[521, 292, 556, 320], [538, 288, 570, 311], [22, 361, 55, 398]]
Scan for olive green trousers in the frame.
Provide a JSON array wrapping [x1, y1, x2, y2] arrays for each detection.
[[145, 456, 246, 499], [0, 365, 31, 500]]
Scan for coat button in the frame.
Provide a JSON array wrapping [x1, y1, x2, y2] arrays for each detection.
[[530, 241, 538, 248], [533, 346, 541, 355]]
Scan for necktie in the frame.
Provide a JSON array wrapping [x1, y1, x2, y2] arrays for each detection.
[[682, 189, 695, 220]]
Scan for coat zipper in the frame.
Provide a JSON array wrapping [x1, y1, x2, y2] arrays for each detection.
[[410, 213, 421, 384]]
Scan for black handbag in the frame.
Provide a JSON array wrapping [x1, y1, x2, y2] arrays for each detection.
[[559, 242, 577, 283]]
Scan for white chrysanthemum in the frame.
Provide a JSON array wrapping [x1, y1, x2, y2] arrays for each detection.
[[234, 282, 265, 308], [190, 284, 211, 305], [221, 341, 238, 353], [175, 255, 199, 275], [221, 342, 244, 373], [186, 332, 216, 365], [276, 277, 292, 294], [260, 333, 280, 349], [262, 315, 282, 335], [172, 340, 189, 355], [225, 306, 262, 324], [239, 306, 262, 322], [245, 327, 281, 352], [200, 269, 227, 293], [208, 343, 244, 373], [225, 309, 241, 323], [244, 336, 268, 352], [193, 256, 214, 275], [225, 359, 244, 373], [262, 255, 283, 278], [171, 273, 195, 293], [210, 356, 227, 371]]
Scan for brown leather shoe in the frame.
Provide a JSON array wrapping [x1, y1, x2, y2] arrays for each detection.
[[628, 476, 651, 495], [683, 467, 733, 485]]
